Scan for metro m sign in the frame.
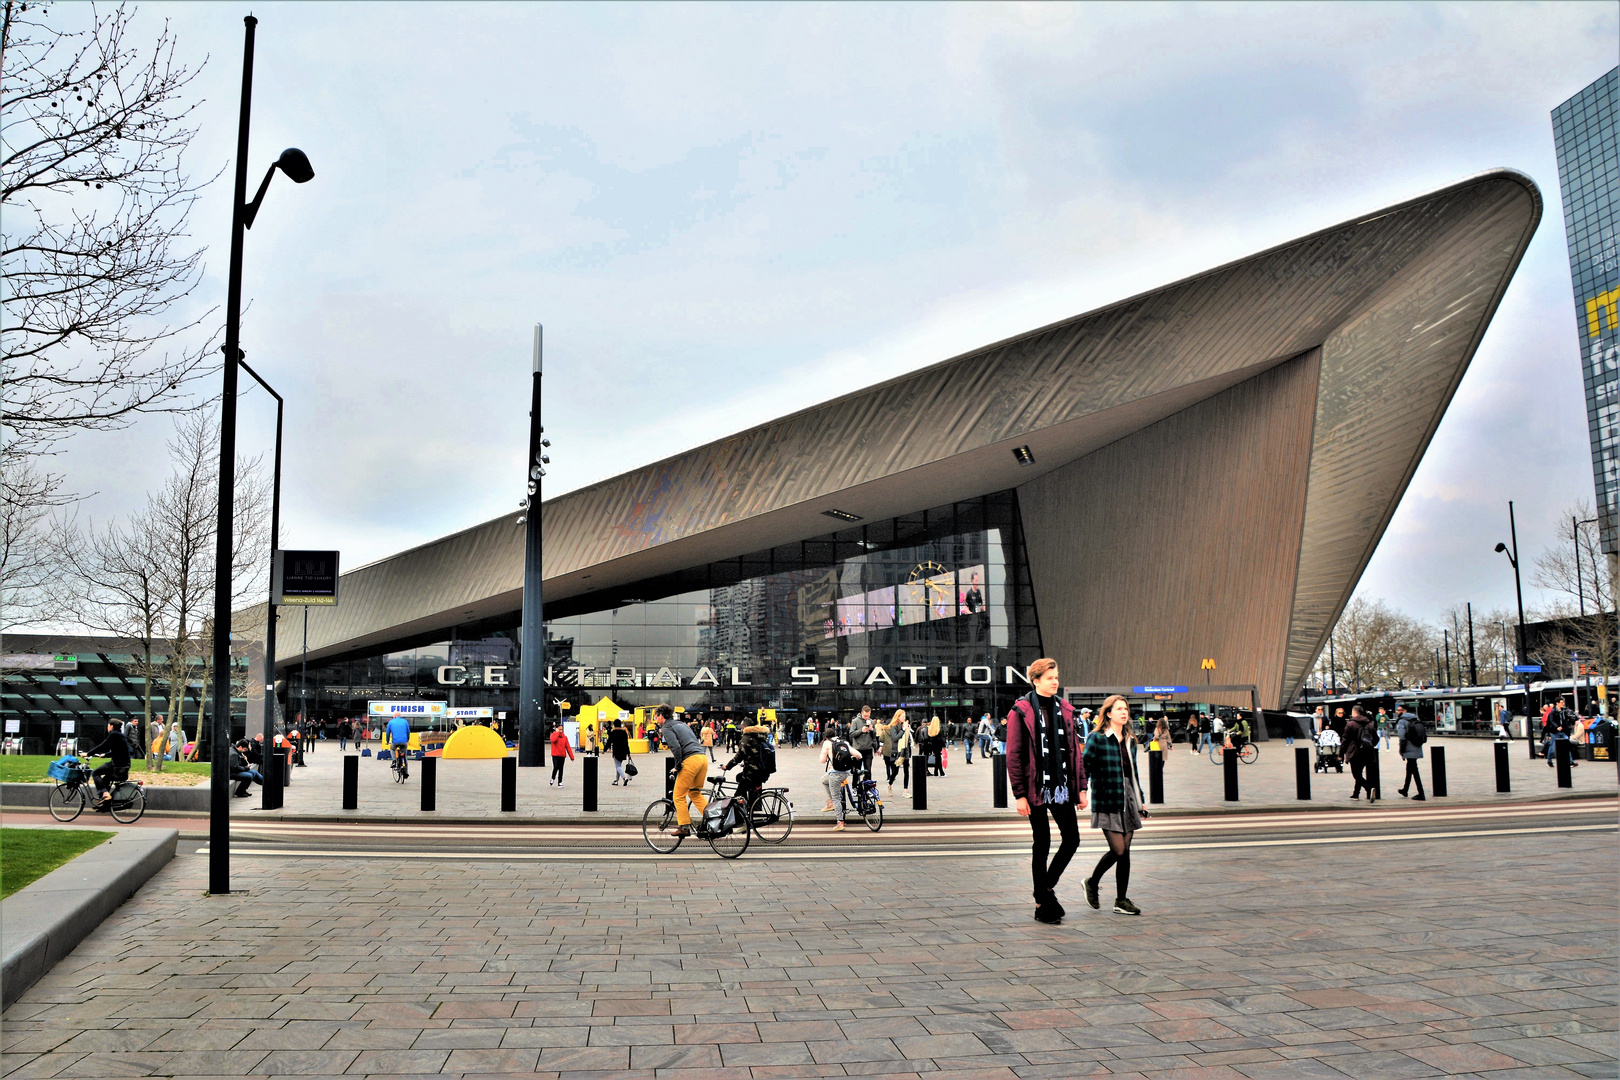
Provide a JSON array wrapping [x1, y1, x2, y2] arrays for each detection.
[[273, 550, 340, 606]]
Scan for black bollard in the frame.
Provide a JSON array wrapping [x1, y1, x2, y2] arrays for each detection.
[[1295, 745, 1311, 800], [992, 753, 1008, 808], [342, 754, 358, 810], [583, 754, 598, 812], [1494, 739, 1511, 792], [501, 754, 517, 811], [1556, 738, 1573, 788], [665, 755, 678, 799], [912, 755, 928, 810], [262, 751, 283, 810], [1149, 749, 1164, 804], [1430, 744, 1447, 797], [421, 755, 436, 812], [1223, 747, 1239, 801]]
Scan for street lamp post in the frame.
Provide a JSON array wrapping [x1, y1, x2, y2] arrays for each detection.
[[1494, 500, 1531, 761], [208, 15, 313, 895], [1575, 516, 1599, 616], [518, 325, 550, 767], [238, 359, 283, 810]]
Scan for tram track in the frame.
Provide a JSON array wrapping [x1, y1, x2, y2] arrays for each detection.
[[194, 797, 1615, 859]]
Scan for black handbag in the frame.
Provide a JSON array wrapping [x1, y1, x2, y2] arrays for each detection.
[[624, 761, 639, 777]]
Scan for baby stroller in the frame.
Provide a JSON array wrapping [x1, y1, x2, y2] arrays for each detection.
[[1313, 728, 1344, 773]]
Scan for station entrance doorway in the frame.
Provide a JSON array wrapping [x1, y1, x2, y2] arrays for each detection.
[[1061, 684, 1267, 744]]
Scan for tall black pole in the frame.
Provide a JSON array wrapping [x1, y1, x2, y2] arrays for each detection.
[[518, 325, 547, 767], [208, 15, 257, 895], [1575, 515, 1585, 616], [1508, 501, 1532, 760], [240, 360, 282, 810], [1467, 601, 1477, 687]]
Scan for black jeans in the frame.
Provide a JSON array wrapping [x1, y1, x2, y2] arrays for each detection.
[[1402, 758, 1424, 796], [884, 755, 902, 785], [1349, 755, 1369, 797], [551, 758, 566, 784], [860, 749, 874, 780], [1028, 800, 1081, 901]]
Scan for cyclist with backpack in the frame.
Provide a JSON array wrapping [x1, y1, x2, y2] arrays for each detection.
[[820, 729, 858, 832], [1394, 704, 1426, 801], [720, 723, 775, 805]]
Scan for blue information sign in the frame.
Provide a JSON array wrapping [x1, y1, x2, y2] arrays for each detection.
[[1133, 685, 1188, 694], [1512, 665, 1542, 674]]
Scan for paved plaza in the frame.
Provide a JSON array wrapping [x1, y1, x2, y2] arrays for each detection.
[[3, 820, 1615, 1079], [250, 736, 1617, 821]]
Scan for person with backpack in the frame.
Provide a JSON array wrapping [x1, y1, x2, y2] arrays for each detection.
[[720, 723, 775, 806], [819, 728, 858, 832], [1007, 658, 1088, 924], [1345, 705, 1377, 802], [1395, 705, 1426, 801]]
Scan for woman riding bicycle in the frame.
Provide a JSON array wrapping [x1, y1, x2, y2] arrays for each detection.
[[655, 704, 708, 838], [719, 723, 771, 804]]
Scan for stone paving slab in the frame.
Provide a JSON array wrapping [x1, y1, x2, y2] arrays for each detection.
[[1, 822, 1614, 1078], [247, 737, 1617, 822]]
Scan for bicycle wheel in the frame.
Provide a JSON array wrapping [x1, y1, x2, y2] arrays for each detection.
[[749, 791, 793, 845], [861, 799, 884, 832], [110, 783, 146, 823], [642, 799, 683, 853], [1239, 743, 1258, 765], [48, 782, 85, 822], [708, 817, 751, 859]]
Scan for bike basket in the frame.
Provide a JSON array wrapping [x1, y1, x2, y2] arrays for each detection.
[[47, 756, 81, 780]]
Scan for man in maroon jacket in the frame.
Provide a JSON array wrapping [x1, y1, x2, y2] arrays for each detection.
[[1007, 658, 1088, 924]]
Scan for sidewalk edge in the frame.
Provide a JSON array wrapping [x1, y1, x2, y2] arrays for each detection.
[[1, 828, 178, 1011]]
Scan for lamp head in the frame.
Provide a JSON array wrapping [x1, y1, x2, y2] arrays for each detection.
[[1494, 542, 1508, 554], [276, 148, 315, 183]]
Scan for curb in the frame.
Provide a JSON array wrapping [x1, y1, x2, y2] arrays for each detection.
[[2, 782, 210, 814], [1, 828, 178, 1010]]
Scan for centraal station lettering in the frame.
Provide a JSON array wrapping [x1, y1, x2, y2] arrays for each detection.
[[438, 664, 1036, 689]]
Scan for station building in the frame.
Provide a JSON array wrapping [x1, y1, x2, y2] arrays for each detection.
[[266, 171, 1542, 736]]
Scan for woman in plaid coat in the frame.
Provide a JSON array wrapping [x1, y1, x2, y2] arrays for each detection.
[[1081, 694, 1144, 916]]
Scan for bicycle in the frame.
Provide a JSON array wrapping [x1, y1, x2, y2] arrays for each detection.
[[641, 774, 752, 858], [1208, 737, 1258, 765], [48, 761, 146, 823], [388, 744, 409, 783], [836, 770, 884, 831]]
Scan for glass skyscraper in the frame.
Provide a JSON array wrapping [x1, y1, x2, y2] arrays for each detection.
[[1552, 68, 1620, 555]]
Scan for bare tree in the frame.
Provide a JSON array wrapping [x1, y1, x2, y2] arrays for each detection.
[[55, 500, 167, 760], [52, 408, 270, 759], [2, 0, 215, 472], [0, 453, 67, 631], [1314, 597, 1439, 692], [1526, 505, 1617, 700]]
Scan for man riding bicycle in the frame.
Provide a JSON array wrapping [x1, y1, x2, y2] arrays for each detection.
[[655, 704, 708, 838], [85, 721, 133, 807], [386, 714, 412, 779]]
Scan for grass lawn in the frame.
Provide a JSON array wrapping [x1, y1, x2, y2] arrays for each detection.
[[1, 828, 115, 899], [0, 754, 210, 784]]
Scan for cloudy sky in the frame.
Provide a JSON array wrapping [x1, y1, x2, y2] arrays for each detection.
[[45, 1, 1620, 623]]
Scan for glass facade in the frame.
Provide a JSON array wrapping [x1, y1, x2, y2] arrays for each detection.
[[286, 491, 1044, 726], [1553, 68, 1620, 552]]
